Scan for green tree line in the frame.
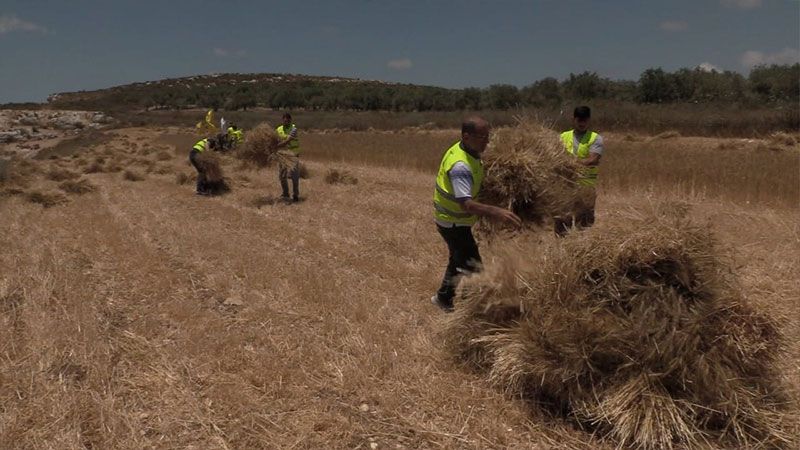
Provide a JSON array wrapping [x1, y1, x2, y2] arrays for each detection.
[[49, 65, 799, 112]]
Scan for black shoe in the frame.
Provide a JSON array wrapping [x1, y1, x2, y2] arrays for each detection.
[[431, 295, 454, 313], [292, 195, 300, 202], [196, 190, 210, 196]]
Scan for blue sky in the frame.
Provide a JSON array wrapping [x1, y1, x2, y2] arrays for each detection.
[[1, 0, 798, 102]]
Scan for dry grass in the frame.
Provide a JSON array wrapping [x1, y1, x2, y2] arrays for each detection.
[[297, 161, 310, 179], [175, 172, 192, 185], [603, 135, 799, 208], [301, 128, 798, 209], [155, 150, 173, 161], [113, 103, 798, 137], [769, 131, 799, 147], [324, 168, 358, 185], [302, 130, 455, 172], [122, 169, 145, 182], [153, 165, 174, 175], [0, 158, 8, 183], [1, 125, 797, 449], [46, 167, 81, 182], [58, 178, 97, 195], [24, 189, 68, 207], [83, 160, 105, 174], [444, 204, 796, 449], [33, 130, 113, 160], [105, 162, 123, 173], [0, 157, 41, 188], [647, 130, 681, 141]]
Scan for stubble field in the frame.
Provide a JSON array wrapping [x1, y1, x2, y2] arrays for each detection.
[[1, 124, 798, 449]]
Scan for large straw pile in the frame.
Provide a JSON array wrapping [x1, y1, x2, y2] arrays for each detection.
[[478, 120, 585, 234], [443, 205, 795, 449], [237, 123, 281, 168], [195, 151, 224, 183], [195, 151, 229, 194]]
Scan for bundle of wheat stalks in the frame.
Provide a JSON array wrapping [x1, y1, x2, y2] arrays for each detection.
[[195, 151, 224, 183], [324, 168, 357, 185], [478, 119, 585, 234], [237, 123, 282, 168], [195, 151, 229, 194], [444, 204, 796, 449]]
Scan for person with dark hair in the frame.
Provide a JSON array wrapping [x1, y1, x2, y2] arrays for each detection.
[[227, 123, 243, 147], [189, 137, 217, 196], [556, 106, 604, 235], [431, 116, 522, 312], [276, 113, 301, 201]]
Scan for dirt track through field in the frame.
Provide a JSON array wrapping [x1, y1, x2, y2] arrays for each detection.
[[1, 129, 798, 449]]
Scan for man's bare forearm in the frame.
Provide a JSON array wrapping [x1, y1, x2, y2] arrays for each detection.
[[579, 154, 601, 166], [462, 199, 522, 227]]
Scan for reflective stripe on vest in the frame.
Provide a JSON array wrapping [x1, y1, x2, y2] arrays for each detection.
[[433, 141, 484, 226], [276, 124, 300, 154], [561, 130, 599, 187], [193, 138, 207, 152]]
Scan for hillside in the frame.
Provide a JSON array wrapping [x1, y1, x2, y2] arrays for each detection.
[[42, 65, 800, 115], [46, 73, 455, 112]]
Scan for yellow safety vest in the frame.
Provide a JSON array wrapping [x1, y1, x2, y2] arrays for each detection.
[[276, 124, 300, 154], [193, 138, 208, 152], [561, 130, 599, 187], [433, 141, 484, 226], [227, 127, 243, 144]]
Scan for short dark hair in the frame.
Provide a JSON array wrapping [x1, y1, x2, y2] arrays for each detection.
[[282, 112, 292, 120], [209, 138, 218, 149], [462, 117, 485, 134], [574, 106, 591, 119]]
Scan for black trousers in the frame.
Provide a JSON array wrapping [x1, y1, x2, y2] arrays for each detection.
[[189, 149, 206, 192], [436, 224, 482, 306]]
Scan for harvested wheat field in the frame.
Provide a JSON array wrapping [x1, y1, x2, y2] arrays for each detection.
[[1, 126, 798, 449]]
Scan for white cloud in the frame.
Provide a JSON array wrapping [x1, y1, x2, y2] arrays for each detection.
[[213, 47, 247, 58], [0, 14, 48, 34], [740, 48, 800, 67], [720, 0, 763, 9], [659, 20, 688, 32], [697, 62, 721, 72], [387, 58, 413, 70]]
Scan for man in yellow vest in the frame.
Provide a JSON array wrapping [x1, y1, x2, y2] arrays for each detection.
[[226, 124, 243, 147], [431, 117, 522, 312], [189, 137, 217, 195], [276, 112, 301, 202], [556, 106, 604, 236]]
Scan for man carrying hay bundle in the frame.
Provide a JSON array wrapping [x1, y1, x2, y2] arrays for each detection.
[[431, 117, 522, 312], [189, 137, 217, 195], [555, 106, 604, 236], [227, 124, 244, 148], [276, 112, 301, 202]]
